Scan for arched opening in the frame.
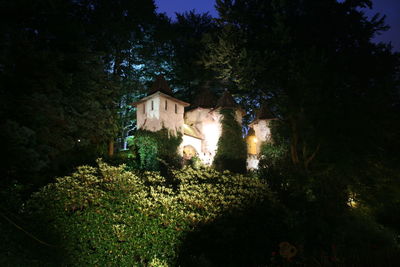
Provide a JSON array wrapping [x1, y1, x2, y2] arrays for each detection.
[[183, 145, 198, 160]]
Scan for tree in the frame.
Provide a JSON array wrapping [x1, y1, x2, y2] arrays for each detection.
[[206, 0, 400, 210], [214, 108, 247, 173], [169, 11, 220, 100], [0, 0, 158, 185]]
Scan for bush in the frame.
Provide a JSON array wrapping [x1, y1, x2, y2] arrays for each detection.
[[25, 160, 400, 266], [128, 129, 183, 172], [27, 160, 275, 266], [0, 180, 63, 266]]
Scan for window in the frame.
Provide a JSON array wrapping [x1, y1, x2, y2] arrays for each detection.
[[175, 104, 177, 114], [143, 104, 145, 114], [165, 100, 168, 110], [151, 100, 154, 110]]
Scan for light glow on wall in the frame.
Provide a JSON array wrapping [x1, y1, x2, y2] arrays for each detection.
[[203, 123, 220, 146], [247, 135, 257, 155]]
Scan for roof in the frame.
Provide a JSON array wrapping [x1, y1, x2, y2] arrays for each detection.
[[191, 85, 217, 109], [247, 128, 256, 137], [131, 91, 190, 107], [257, 101, 275, 120], [183, 124, 203, 139], [249, 101, 276, 126], [215, 90, 238, 108], [148, 75, 173, 96]]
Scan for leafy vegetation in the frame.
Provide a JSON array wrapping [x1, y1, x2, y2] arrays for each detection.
[[0, 161, 396, 266], [1, 0, 399, 266], [207, 0, 400, 256], [127, 129, 183, 171], [213, 108, 247, 173], [25, 160, 274, 266]]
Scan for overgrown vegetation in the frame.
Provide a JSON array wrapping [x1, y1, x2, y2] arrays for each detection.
[[24, 160, 274, 266], [1, 0, 399, 266], [213, 108, 247, 173], [125, 128, 183, 172], [1, 161, 398, 266]]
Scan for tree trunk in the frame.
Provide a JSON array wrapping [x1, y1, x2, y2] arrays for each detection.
[[108, 140, 114, 157]]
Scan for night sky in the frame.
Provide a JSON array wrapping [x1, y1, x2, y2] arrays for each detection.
[[155, 0, 400, 51]]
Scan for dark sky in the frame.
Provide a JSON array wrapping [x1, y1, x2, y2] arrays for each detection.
[[155, 0, 400, 51]]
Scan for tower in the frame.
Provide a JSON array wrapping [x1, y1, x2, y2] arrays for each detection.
[[247, 101, 275, 169], [249, 101, 275, 153], [133, 75, 189, 135]]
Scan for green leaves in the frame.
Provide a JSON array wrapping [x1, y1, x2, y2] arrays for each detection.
[[0, 0, 159, 185], [129, 129, 183, 171], [214, 108, 247, 173], [207, 0, 400, 216], [27, 160, 274, 265]]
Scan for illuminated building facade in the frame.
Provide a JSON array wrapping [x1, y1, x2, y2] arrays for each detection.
[[133, 75, 273, 169]]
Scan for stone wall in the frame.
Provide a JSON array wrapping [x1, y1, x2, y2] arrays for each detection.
[[137, 94, 185, 136]]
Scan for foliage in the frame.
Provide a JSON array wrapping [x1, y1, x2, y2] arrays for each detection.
[[0, 0, 158, 186], [128, 129, 183, 171], [188, 155, 203, 170], [168, 11, 221, 100], [0, 179, 62, 266], [27, 160, 274, 266], [213, 108, 247, 173], [0, 160, 394, 266], [255, 131, 400, 266], [2, 0, 399, 265], [206, 0, 400, 235], [258, 140, 293, 193], [208, 0, 399, 170], [260, 141, 288, 169]]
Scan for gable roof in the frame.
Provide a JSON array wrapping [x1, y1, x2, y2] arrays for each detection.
[[257, 101, 275, 120], [191, 85, 217, 109], [183, 124, 203, 139], [249, 101, 276, 126], [246, 127, 256, 137], [148, 75, 173, 96], [216, 90, 238, 108]]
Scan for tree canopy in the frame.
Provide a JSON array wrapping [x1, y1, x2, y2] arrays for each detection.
[[0, 0, 158, 184], [205, 0, 400, 209], [1, 0, 400, 265]]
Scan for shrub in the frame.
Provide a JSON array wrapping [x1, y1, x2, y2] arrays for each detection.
[[26, 160, 400, 266], [128, 129, 182, 171], [27, 160, 275, 266]]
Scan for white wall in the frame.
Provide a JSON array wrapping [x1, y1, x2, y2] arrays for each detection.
[[180, 135, 202, 157], [185, 108, 223, 166], [137, 94, 185, 135], [252, 119, 271, 154], [246, 119, 273, 169], [147, 97, 160, 119], [159, 95, 185, 135], [247, 154, 259, 170]]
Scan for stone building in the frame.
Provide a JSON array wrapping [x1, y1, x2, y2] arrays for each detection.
[[133, 75, 189, 135], [133, 75, 273, 169]]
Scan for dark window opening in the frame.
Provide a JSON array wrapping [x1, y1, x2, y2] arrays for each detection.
[[175, 104, 177, 114], [143, 104, 145, 114], [151, 101, 154, 110], [165, 100, 168, 110]]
